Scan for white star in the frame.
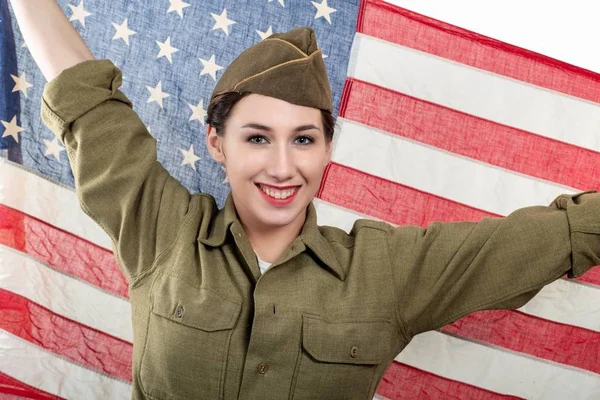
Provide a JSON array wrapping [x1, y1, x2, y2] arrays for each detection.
[[211, 9, 235, 35], [167, 0, 190, 18], [199, 55, 223, 81], [322, 52, 328, 59], [221, 165, 229, 184], [10, 72, 33, 97], [146, 81, 170, 108], [112, 18, 136, 45], [21, 41, 27, 48], [257, 26, 273, 41], [268, 0, 285, 7], [180, 145, 201, 171], [156, 37, 178, 63], [1, 116, 25, 143], [68, 1, 92, 27], [312, 0, 337, 24], [188, 100, 207, 125], [43, 137, 66, 162]]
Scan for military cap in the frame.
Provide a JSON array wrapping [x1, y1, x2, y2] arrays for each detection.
[[210, 26, 333, 112]]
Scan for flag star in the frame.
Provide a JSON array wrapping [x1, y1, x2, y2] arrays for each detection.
[[312, 0, 337, 24], [11, 72, 33, 97], [199, 55, 223, 81], [257, 26, 273, 41], [221, 165, 229, 184], [156, 36, 178, 63], [188, 100, 207, 125], [43, 137, 66, 162], [112, 18, 136, 45], [21, 41, 27, 48], [68, 0, 92, 27], [146, 81, 170, 108], [180, 144, 201, 171], [167, 0, 190, 18], [211, 9, 235, 35], [1, 116, 25, 143], [268, 0, 285, 7]]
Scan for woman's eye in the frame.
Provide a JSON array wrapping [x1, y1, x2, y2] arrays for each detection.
[[248, 135, 267, 144], [295, 136, 314, 145]]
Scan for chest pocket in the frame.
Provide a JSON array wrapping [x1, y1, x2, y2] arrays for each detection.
[[140, 273, 241, 400], [291, 314, 392, 400]]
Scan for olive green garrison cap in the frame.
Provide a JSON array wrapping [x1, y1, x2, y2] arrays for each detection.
[[210, 26, 333, 112]]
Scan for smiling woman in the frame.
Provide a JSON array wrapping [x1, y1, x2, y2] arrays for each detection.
[[15, 1, 600, 398], [204, 92, 333, 263]]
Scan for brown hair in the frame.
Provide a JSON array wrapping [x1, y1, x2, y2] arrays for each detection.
[[205, 92, 335, 143]]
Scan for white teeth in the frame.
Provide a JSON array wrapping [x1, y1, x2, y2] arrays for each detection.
[[259, 184, 297, 199]]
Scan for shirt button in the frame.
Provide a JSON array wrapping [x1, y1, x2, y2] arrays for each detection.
[[175, 305, 184, 318], [350, 345, 359, 358], [257, 363, 269, 374]]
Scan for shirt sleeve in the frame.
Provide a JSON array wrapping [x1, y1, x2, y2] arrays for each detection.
[[386, 189, 600, 339], [40, 59, 194, 284]]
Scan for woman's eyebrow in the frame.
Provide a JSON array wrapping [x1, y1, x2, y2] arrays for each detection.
[[241, 123, 321, 132]]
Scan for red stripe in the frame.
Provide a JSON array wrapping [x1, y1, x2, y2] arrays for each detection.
[[0, 370, 64, 400], [442, 310, 600, 375], [0, 204, 128, 299], [340, 78, 600, 192], [0, 288, 133, 383], [318, 161, 498, 225], [376, 362, 523, 399], [357, 0, 600, 104], [317, 163, 600, 287], [577, 268, 600, 286]]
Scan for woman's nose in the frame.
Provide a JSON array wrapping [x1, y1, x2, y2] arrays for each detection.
[[267, 145, 295, 180]]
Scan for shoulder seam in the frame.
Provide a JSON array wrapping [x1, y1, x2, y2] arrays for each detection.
[[384, 228, 412, 342]]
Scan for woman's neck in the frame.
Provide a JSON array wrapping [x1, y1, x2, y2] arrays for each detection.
[[241, 209, 306, 264]]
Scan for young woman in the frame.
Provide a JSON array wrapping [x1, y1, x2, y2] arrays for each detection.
[[10, 1, 600, 399]]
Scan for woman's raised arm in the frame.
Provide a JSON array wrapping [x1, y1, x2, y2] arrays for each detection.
[[9, 0, 94, 81], [9, 0, 201, 285]]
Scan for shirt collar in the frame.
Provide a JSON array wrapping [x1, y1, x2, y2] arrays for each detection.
[[197, 192, 345, 280]]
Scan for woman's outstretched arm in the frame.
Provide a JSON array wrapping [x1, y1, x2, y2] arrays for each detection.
[[9, 0, 93, 81]]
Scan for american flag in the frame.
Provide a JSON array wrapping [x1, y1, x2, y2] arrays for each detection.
[[2, 0, 600, 398]]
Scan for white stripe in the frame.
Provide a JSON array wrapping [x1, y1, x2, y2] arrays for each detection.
[[315, 199, 600, 331], [0, 330, 131, 400], [333, 118, 577, 217], [397, 331, 600, 399], [519, 279, 600, 332], [313, 198, 382, 233], [348, 33, 600, 152], [0, 158, 112, 250], [381, 0, 600, 74], [0, 245, 133, 342], [373, 395, 390, 400]]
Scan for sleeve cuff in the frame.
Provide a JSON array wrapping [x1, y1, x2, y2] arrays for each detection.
[[550, 189, 600, 278], [40, 59, 132, 139]]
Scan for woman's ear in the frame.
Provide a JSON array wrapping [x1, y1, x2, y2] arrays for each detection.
[[206, 124, 225, 163]]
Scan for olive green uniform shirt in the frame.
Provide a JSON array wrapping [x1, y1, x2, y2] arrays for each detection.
[[40, 59, 600, 400]]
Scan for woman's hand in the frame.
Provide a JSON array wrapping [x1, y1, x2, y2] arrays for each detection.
[[9, 0, 94, 82]]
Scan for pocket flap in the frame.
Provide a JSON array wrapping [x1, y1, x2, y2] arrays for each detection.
[[151, 274, 241, 331], [302, 315, 391, 365]]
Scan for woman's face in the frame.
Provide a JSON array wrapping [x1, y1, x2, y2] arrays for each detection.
[[206, 93, 332, 232]]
